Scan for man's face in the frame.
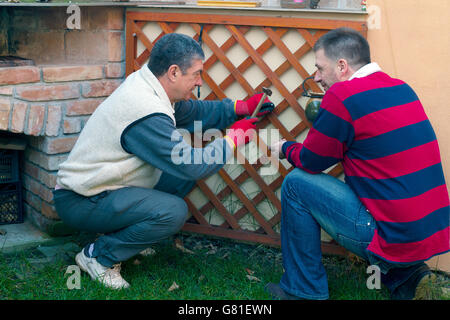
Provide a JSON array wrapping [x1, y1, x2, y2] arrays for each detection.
[[174, 59, 203, 101], [313, 49, 340, 92]]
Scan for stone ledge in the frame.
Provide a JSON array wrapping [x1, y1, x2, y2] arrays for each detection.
[[0, 220, 52, 254]]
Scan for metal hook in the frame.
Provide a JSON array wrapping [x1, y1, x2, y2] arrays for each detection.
[[301, 76, 324, 99]]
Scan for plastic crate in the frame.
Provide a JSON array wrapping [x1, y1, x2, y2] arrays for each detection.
[[0, 149, 20, 184], [0, 182, 24, 225]]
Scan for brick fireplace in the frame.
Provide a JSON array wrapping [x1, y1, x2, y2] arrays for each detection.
[[0, 6, 126, 233]]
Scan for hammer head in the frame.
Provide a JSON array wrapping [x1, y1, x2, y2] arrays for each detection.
[[262, 87, 272, 97]]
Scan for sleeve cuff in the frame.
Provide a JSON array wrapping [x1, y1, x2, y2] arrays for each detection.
[[281, 141, 296, 157]]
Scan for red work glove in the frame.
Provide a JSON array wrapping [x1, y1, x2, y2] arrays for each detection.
[[235, 93, 275, 117], [225, 117, 258, 148]]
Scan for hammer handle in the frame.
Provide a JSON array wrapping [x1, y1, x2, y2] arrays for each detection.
[[251, 93, 267, 118]]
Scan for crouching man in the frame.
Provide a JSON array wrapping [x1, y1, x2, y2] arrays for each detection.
[[267, 28, 449, 300], [53, 33, 274, 289]]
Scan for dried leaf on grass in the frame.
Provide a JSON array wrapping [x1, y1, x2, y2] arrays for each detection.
[[246, 275, 261, 282], [220, 252, 230, 259], [139, 248, 156, 256], [193, 242, 204, 251], [168, 281, 180, 292], [174, 238, 195, 254], [245, 268, 260, 281], [205, 243, 217, 255], [133, 259, 141, 265], [245, 268, 255, 275]]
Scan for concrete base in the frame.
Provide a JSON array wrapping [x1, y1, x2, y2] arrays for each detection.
[[0, 220, 53, 254]]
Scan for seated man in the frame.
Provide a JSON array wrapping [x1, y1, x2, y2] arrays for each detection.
[[53, 33, 274, 289], [267, 27, 449, 300]]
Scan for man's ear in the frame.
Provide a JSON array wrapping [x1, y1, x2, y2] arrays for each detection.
[[167, 64, 179, 82], [337, 59, 348, 73], [336, 59, 351, 80]]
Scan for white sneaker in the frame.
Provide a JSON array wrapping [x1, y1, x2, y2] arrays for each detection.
[[75, 250, 130, 289]]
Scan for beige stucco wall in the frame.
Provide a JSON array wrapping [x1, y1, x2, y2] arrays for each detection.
[[367, 0, 450, 272]]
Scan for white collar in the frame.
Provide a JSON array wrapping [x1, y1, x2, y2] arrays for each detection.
[[141, 65, 175, 114], [349, 62, 382, 80]]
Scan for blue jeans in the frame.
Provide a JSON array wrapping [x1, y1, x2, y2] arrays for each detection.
[[279, 169, 427, 300]]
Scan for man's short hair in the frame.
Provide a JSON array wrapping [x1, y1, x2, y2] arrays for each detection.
[[148, 33, 205, 77], [314, 27, 371, 68]]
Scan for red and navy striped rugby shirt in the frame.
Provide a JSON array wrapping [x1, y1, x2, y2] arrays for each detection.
[[282, 70, 450, 264]]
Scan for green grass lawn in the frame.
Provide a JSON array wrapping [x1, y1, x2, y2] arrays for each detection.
[[1, 232, 446, 300]]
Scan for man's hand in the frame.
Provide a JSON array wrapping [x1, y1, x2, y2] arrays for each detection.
[[269, 139, 287, 159], [225, 117, 258, 148], [235, 93, 275, 117]]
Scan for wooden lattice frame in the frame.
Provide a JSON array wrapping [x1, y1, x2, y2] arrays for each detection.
[[126, 11, 367, 255]]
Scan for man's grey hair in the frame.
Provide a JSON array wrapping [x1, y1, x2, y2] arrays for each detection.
[[314, 27, 371, 69], [148, 33, 205, 77]]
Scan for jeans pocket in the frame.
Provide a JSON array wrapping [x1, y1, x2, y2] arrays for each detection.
[[336, 233, 371, 260], [355, 205, 376, 242]]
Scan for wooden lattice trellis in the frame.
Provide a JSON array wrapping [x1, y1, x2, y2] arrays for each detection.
[[126, 11, 367, 255]]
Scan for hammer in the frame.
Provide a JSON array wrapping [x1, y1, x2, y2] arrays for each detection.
[[251, 87, 273, 118]]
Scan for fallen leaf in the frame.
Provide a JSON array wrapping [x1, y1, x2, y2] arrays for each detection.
[[174, 238, 195, 254], [139, 248, 156, 256], [220, 252, 230, 259], [168, 281, 179, 292], [204, 243, 217, 255], [133, 259, 141, 265], [193, 242, 204, 251], [246, 275, 261, 282], [245, 268, 255, 275]]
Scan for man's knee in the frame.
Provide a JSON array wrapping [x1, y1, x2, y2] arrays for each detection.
[[282, 168, 332, 200], [174, 199, 189, 227], [282, 169, 307, 197], [165, 197, 188, 232], [138, 197, 187, 241]]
